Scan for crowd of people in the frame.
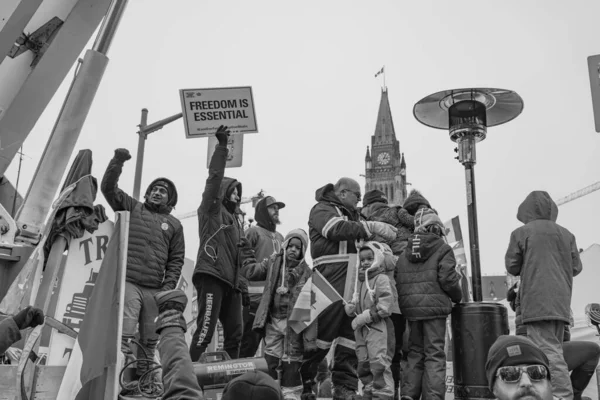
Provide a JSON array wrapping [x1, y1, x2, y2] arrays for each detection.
[[1, 123, 599, 400]]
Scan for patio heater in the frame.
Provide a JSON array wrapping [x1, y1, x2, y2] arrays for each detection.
[[413, 88, 523, 399]]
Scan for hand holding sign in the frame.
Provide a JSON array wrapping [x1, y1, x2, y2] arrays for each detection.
[[215, 125, 231, 146]]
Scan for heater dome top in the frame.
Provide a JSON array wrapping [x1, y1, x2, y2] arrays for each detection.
[[413, 88, 524, 130]]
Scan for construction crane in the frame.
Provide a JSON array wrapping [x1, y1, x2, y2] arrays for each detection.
[[556, 181, 600, 206]]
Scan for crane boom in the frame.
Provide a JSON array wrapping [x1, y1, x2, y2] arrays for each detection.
[[556, 181, 600, 206]]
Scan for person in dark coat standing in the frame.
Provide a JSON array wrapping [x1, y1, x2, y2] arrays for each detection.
[[396, 208, 462, 400], [300, 177, 397, 400], [505, 190, 583, 400], [101, 148, 185, 389], [240, 196, 285, 358], [190, 125, 250, 361]]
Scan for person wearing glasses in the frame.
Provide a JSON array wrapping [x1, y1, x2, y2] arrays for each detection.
[[300, 177, 397, 400], [485, 335, 553, 400]]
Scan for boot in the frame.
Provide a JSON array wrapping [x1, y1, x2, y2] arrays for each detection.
[[301, 378, 316, 400], [391, 362, 401, 400], [332, 384, 360, 400], [154, 290, 188, 335]]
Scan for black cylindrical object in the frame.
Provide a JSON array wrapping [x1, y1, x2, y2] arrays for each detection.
[[451, 302, 509, 399]]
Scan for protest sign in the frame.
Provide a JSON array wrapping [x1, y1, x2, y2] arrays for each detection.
[[180, 86, 258, 138], [206, 133, 244, 169]]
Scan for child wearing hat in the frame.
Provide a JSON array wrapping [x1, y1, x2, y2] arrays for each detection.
[[344, 241, 399, 400], [396, 208, 462, 400], [243, 229, 312, 400]]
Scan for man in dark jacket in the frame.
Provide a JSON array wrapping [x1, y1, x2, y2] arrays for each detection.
[[101, 148, 185, 387], [301, 177, 397, 400], [240, 196, 285, 358], [396, 208, 462, 400], [505, 190, 583, 400], [190, 125, 250, 362]]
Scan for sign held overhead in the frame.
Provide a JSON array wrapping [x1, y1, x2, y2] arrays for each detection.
[[207, 134, 244, 169], [180, 86, 258, 138]]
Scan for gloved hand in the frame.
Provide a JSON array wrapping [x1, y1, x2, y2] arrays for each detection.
[[12, 306, 44, 330], [114, 148, 131, 162], [215, 125, 231, 146], [351, 310, 372, 330], [365, 221, 398, 242], [344, 302, 356, 317]]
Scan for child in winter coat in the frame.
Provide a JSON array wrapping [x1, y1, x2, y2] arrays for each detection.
[[243, 229, 312, 400], [345, 241, 398, 400], [396, 208, 462, 400]]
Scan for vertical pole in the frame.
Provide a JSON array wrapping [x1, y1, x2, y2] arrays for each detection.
[[105, 211, 129, 400], [32, 235, 68, 313], [132, 108, 148, 200], [465, 163, 482, 302]]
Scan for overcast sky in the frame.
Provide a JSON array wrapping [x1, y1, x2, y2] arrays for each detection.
[[6, 0, 600, 276]]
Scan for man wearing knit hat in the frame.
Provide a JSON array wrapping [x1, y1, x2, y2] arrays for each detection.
[[505, 190, 583, 400], [240, 195, 286, 358], [101, 148, 185, 396], [485, 335, 553, 400]]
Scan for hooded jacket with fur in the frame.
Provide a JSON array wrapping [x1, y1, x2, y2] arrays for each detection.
[[101, 158, 184, 290], [247, 229, 311, 334], [194, 145, 246, 291], [505, 190, 583, 324], [396, 232, 462, 320]]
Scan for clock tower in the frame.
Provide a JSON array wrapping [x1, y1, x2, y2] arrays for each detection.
[[364, 89, 407, 206]]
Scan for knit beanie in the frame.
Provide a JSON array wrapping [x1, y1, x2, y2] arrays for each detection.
[[363, 190, 388, 207], [485, 335, 550, 391], [145, 177, 178, 207], [403, 189, 431, 215], [222, 371, 283, 400], [414, 208, 445, 235]]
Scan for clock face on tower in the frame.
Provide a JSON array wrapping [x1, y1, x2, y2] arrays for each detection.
[[377, 152, 391, 165]]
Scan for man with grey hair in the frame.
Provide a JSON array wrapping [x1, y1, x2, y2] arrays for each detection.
[[300, 177, 397, 400]]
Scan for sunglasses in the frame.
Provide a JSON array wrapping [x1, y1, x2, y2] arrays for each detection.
[[496, 365, 549, 384]]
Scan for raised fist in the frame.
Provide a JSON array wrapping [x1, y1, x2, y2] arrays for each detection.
[[13, 306, 45, 330], [114, 148, 132, 162], [215, 125, 231, 146]]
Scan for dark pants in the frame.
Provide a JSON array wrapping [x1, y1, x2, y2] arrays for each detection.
[[390, 313, 406, 394], [190, 275, 243, 361], [240, 294, 264, 358], [301, 301, 358, 391], [563, 340, 600, 400], [403, 318, 447, 400]]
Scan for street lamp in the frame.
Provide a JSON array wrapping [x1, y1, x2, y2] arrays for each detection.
[[132, 108, 183, 200], [413, 88, 524, 399]]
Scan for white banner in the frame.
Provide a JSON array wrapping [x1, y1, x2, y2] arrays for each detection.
[[47, 221, 114, 366]]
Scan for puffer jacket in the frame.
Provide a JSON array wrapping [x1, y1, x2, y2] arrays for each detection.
[[505, 191, 583, 324], [101, 158, 185, 290], [396, 232, 462, 320], [361, 202, 414, 255], [309, 183, 370, 296], [347, 264, 395, 322], [194, 145, 246, 291], [248, 229, 311, 334]]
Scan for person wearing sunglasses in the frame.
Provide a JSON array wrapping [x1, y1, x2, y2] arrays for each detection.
[[486, 335, 554, 400]]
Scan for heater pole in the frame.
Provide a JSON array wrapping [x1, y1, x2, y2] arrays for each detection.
[[464, 163, 482, 302]]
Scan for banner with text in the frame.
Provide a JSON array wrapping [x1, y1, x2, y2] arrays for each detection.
[[46, 220, 114, 366], [180, 86, 258, 138]]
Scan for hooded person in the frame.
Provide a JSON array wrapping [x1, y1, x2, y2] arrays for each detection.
[[240, 196, 286, 358], [243, 229, 311, 400], [101, 148, 185, 396], [190, 126, 252, 362], [344, 241, 398, 400], [396, 207, 462, 400], [505, 190, 583, 400]]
